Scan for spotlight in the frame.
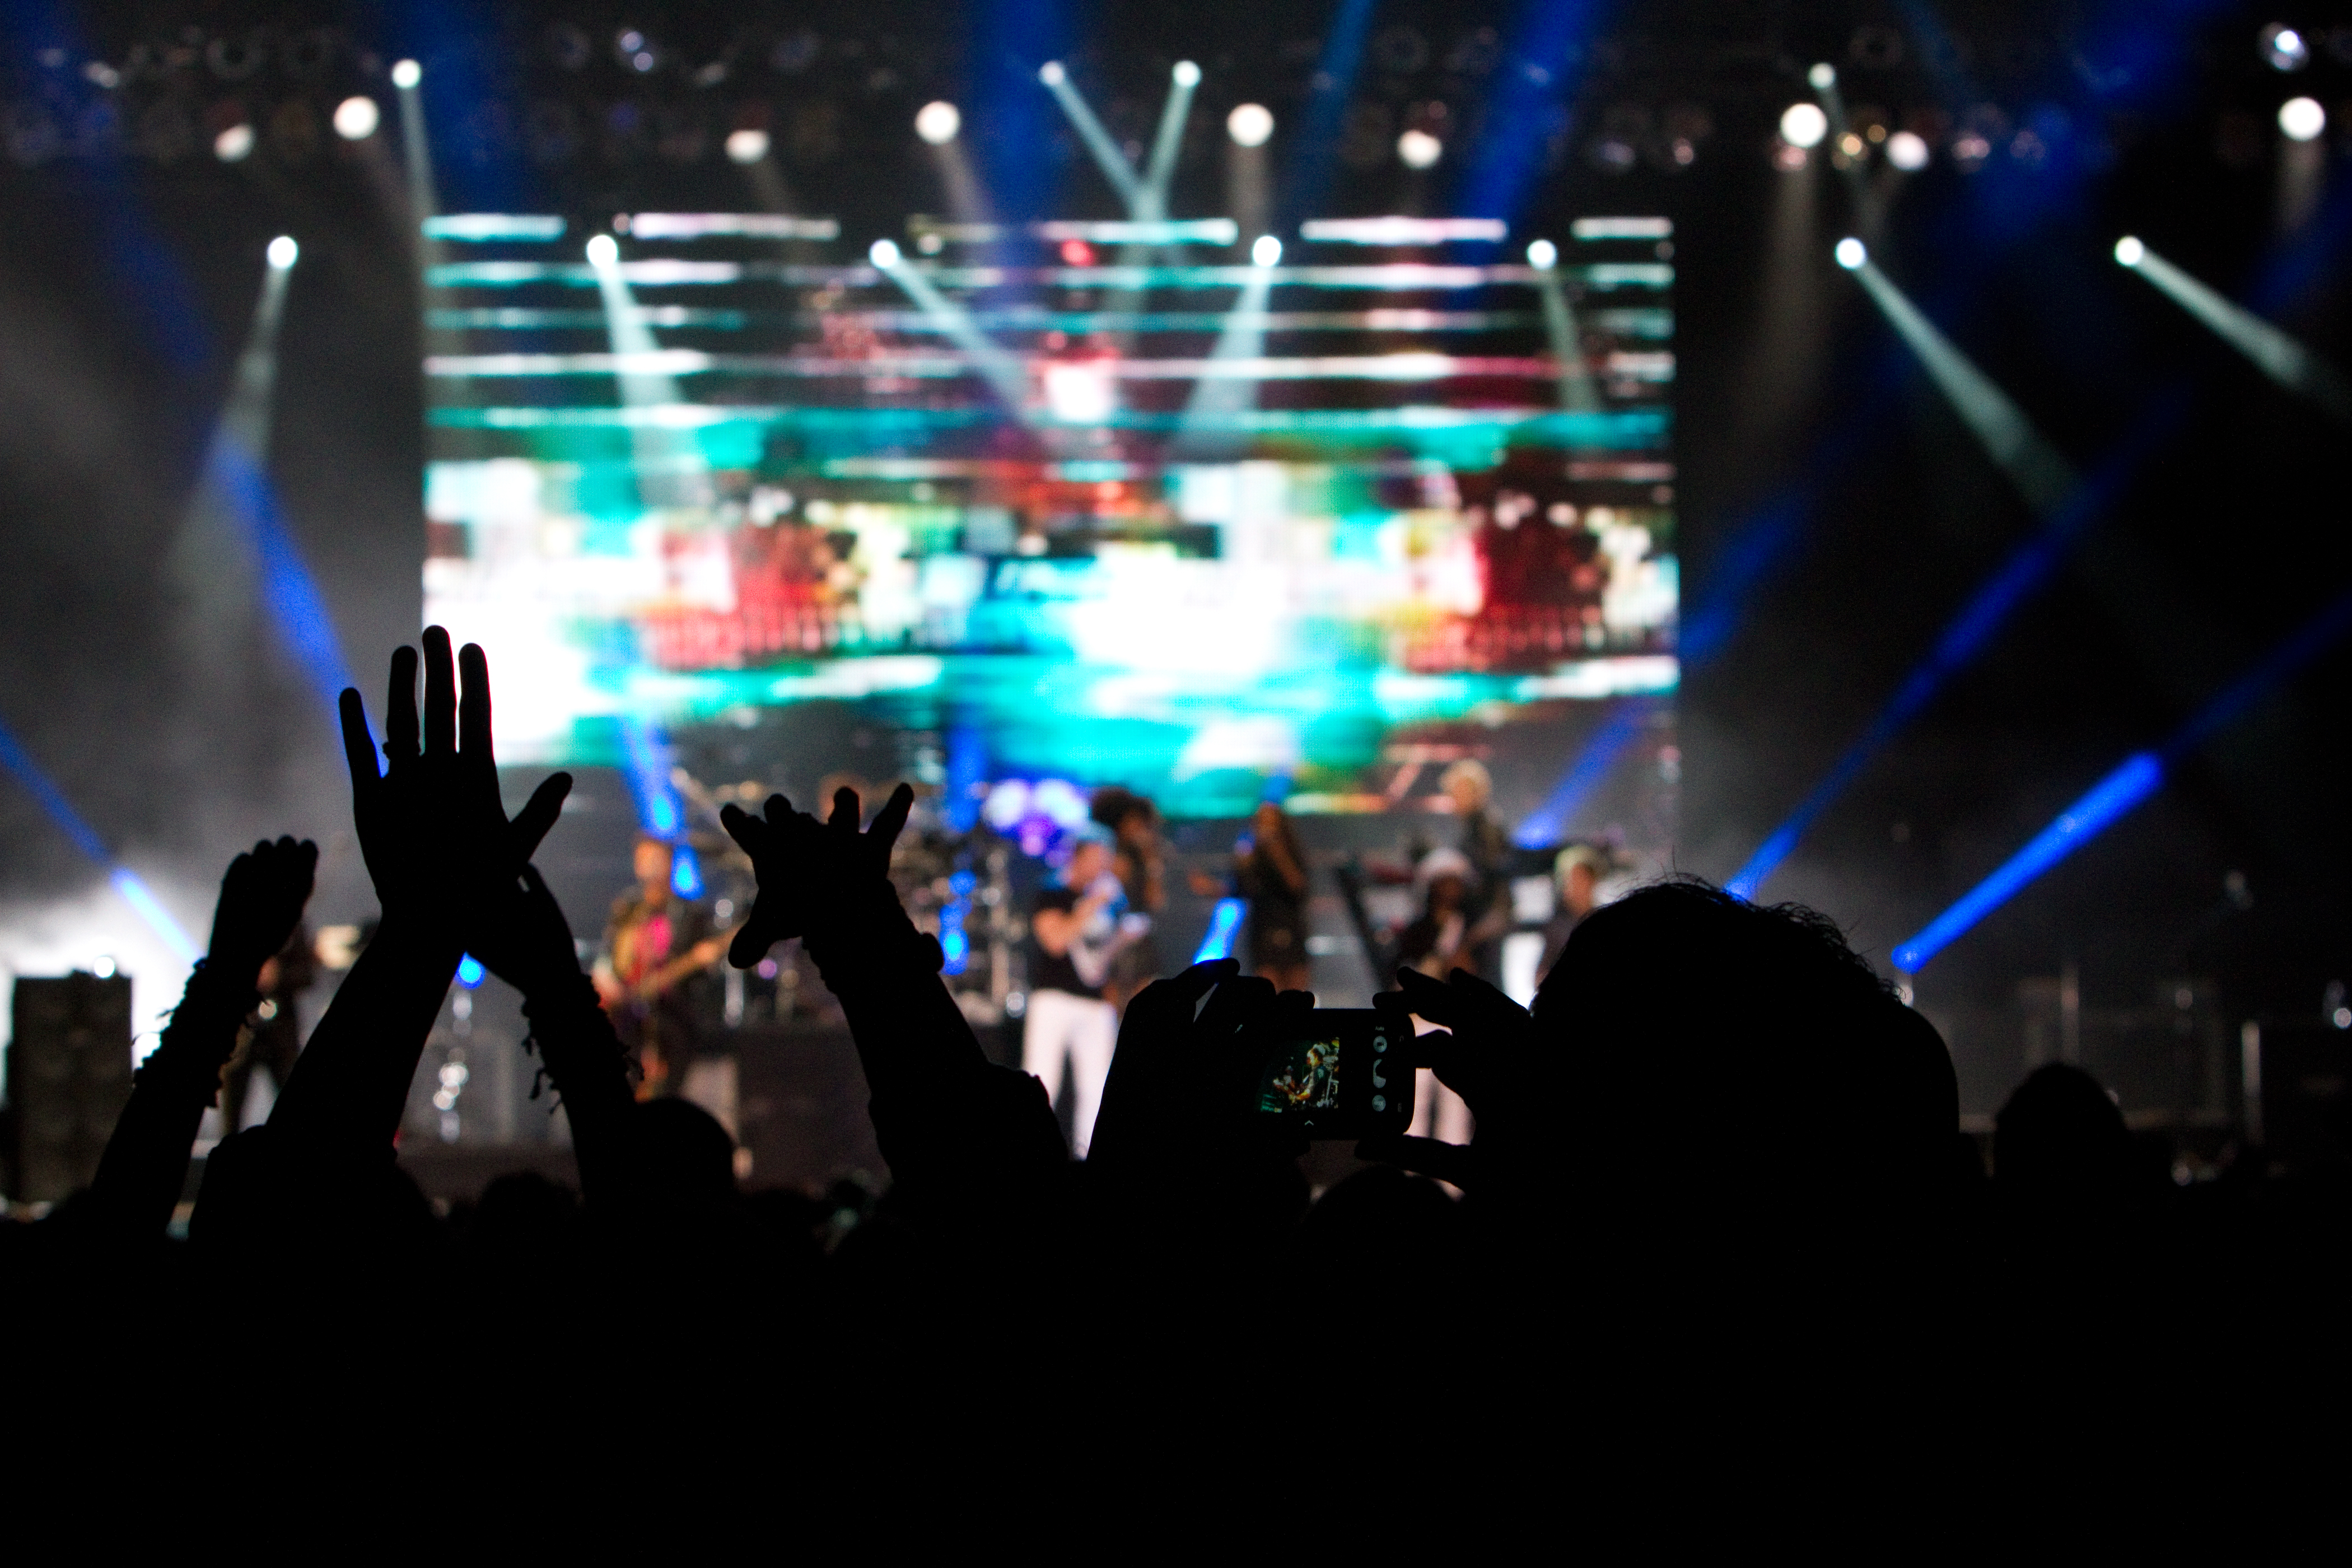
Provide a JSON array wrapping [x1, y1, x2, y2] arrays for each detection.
[[725, 127, 769, 163], [915, 100, 961, 144], [332, 95, 380, 140], [1227, 102, 1274, 147], [2261, 24, 2311, 71], [1526, 237, 1558, 269], [2113, 235, 2145, 266], [1780, 102, 1828, 149], [1398, 128, 1443, 169], [266, 235, 298, 269], [390, 58, 421, 90], [2280, 95, 2327, 141], [1807, 62, 1836, 90], [1173, 60, 1201, 87], [1252, 234, 1282, 267], [1886, 129, 1930, 170], [213, 122, 255, 162], [870, 237, 902, 268], [585, 233, 618, 267], [1834, 236, 1866, 269], [1039, 60, 1066, 86]]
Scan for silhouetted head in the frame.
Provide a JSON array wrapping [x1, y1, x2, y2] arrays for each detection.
[[466, 1169, 579, 1257], [1994, 1063, 2135, 1201], [1533, 879, 1958, 1259], [631, 1097, 738, 1214], [633, 834, 675, 899]]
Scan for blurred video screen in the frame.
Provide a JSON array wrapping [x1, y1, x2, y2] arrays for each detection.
[[419, 213, 1675, 827]]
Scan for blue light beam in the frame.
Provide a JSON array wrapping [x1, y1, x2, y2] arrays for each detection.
[[1892, 585, 2352, 972], [0, 715, 200, 961]]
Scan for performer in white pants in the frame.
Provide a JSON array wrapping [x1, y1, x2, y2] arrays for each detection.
[[1024, 829, 1138, 1159]]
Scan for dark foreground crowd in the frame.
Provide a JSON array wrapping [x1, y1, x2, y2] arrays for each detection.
[[6, 629, 2348, 1494]]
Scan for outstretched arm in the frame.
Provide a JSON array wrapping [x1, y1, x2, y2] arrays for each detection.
[[267, 629, 568, 1151], [723, 786, 1064, 1189], [468, 864, 638, 1212], [82, 837, 316, 1240]]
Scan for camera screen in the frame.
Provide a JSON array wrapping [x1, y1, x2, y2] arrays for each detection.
[[1257, 1033, 1346, 1115]]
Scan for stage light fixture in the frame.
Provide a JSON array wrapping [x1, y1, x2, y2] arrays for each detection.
[[1886, 129, 1930, 170], [724, 127, 769, 163], [915, 100, 961, 144], [1526, 237, 1558, 269], [266, 235, 298, 268], [1252, 234, 1282, 267], [2261, 23, 2310, 71], [213, 122, 255, 161], [1780, 102, 1828, 149], [2113, 235, 2145, 267], [1398, 129, 1443, 169], [870, 237, 902, 268], [1834, 236, 1866, 269], [1807, 62, 1836, 90], [332, 95, 380, 140], [2280, 95, 2327, 141], [1038, 60, 1066, 86], [390, 58, 421, 90], [1228, 102, 1274, 147], [585, 233, 618, 267], [1173, 60, 1201, 87]]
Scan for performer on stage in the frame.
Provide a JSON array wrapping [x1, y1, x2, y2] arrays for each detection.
[[1439, 759, 1513, 983], [218, 923, 316, 1133], [1024, 826, 1138, 1158], [1538, 843, 1609, 983], [1089, 786, 1166, 1012], [595, 834, 726, 1100], [1398, 847, 1477, 1148], [1191, 800, 1313, 994]]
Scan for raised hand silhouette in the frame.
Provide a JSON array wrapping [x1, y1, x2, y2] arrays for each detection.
[[720, 782, 919, 968], [207, 835, 321, 981], [337, 627, 570, 921], [724, 782, 1060, 1193], [1355, 964, 1538, 1192], [251, 629, 573, 1164], [83, 836, 320, 1241], [1088, 960, 1313, 1177]]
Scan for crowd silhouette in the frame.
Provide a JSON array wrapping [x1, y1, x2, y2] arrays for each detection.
[[5, 628, 2343, 1467]]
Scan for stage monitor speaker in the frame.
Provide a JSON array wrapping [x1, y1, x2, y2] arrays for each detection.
[[2246, 1019, 2352, 1170], [7, 972, 134, 1204]]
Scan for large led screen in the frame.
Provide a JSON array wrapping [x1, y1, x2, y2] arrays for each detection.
[[419, 213, 1675, 828]]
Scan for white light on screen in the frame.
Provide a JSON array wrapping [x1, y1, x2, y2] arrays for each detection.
[[1886, 130, 1930, 170], [1228, 103, 1274, 147], [2113, 235, 2145, 267], [214, 123, 255, 162], [1834, 236, 1866, 269], [1043, 361, 1115, 423], [1780, 102, 1828, 150], [333, 96, 380, 140], [869, 237, 902, 268], [390, 58, 422, 89], [725, 128, 769, 163], [585, 234, 618, 266], [1251, 234, 1282, 267], [1173, 60, 1201, 87], [1525, 238, 1558, 269], [266, 235, 298, 268]]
